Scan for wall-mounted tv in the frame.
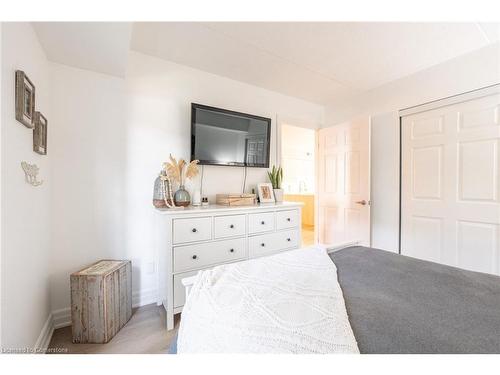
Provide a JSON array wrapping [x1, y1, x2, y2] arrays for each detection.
[[191, 103, 271, 168]]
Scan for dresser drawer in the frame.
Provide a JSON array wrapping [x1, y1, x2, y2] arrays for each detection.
[[248, 212, 275, 234], [276, 209, 300, 230], [248, 229, 299, 258], [173, 217, 212, 244], [214, 214, 246, 239], [173, 238, 246, 273]]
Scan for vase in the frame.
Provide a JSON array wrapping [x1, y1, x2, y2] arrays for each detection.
[[174, 185, 191, 207], [273, 188, 284, 203], [192, 189, 201, 206], [152, 172, 174, 208]]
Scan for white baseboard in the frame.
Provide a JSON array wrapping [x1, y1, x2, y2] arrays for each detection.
[[52, 307, 71, 329], [132, 288, 158, 308], [34, 312, 55, 353], [36, 288, 159, 351]]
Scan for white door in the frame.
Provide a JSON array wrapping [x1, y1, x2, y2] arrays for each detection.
[[318, 117, 371, 246], [401, 92, 500, 275]]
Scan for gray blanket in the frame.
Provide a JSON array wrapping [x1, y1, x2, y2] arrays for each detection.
[[169, 246, 500, 353], [331, 246, 500, 353]]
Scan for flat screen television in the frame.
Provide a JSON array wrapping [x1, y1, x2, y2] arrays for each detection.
[[191, 103, 271, 167]]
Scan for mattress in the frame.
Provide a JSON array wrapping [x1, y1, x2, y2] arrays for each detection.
[[169, 246, 500, 354]]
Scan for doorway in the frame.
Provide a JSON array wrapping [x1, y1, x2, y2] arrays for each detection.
[[280, 124, 316, 246]]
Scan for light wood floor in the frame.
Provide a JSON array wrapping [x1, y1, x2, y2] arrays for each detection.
[[302, 225, 315, 246], [48, 304, 179, 354]]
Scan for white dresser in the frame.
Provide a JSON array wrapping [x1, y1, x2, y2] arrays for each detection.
[[154, 202, 303, 330]]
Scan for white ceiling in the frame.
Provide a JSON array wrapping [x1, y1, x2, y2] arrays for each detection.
[[33, 22, 500, 105], [131, 22, 499, 105], [33, 22, 133, 77]]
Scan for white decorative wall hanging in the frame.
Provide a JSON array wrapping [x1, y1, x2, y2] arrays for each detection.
[[21, 161, 43, 186]]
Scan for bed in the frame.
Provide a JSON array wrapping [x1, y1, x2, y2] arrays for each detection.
[[169, 246, 500, 354]]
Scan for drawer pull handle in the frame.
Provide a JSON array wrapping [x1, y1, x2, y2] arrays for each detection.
[[192, 228, 197, 233], [287, 218, 291, 222], [287, 238, 291, 242], [229, 224, 234, 229], [261, 221, 265, 225], [192, 255, 198, 260], [261, 243, 265, 247], [230, 248, 234, 253]]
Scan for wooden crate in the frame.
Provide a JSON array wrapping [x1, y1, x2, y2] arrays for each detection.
[[70, 260, 132, 344], [216, 193, 256, 206]]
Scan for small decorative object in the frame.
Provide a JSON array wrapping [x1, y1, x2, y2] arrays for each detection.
[[192, 189, 201, 206], [216, 193, 256, 206], [257, 182, 275, 203], [15, 70, 36, 128], [21, 161, 43, 186], [153, 170, 175, 208], [201, 197, 209, 206], [33, 111, 48, 155], [71, 260, 132, 343], [164, 154, 200, 207], [268, 165, 284, 202]]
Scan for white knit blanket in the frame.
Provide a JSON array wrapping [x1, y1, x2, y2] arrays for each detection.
[[177, 246, 359, 353]]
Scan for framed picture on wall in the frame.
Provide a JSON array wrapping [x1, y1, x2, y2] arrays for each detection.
[[257, 182, 275, 203], [33, 111, 48, 155], [15, 70, 36, 128]]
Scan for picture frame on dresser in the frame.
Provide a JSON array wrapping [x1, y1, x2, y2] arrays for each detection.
[[257, 182, 275, 203], [154, 202, 303, 330]]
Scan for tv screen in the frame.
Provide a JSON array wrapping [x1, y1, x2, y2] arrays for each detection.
[[191, 103, 271, 167]]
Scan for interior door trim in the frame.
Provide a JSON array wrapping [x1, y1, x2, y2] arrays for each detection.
[[399, 83, 500, 117]]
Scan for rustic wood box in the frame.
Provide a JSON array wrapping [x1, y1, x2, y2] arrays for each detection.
[[216, 193, 256, 206], [70, 260, 132, 344]]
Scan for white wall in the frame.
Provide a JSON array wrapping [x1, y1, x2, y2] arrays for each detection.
[[48, 51, 325, 312], [49, 63, 128, 313], [370, 112, 400, 252], [326, 42, 500, 252], [1, 23, 52, 349]]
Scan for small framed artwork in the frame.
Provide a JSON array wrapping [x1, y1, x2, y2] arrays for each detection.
[[33, 111, 48, 155], [15, 70, 36, 128], [257, 183, 275, 203]]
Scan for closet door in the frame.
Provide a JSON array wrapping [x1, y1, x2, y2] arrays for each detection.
[[401, 92, 500, 274]]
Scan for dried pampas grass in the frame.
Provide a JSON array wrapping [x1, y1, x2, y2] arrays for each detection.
[[185, 160, 200, 180], [163, 154, 199, 185]]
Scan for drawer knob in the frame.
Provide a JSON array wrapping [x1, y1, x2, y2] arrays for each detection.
[[229, 224, 234, 229], [192, 255, 197, 260], [230, 248, 234, 253], [261, 243, 265, 247], [192, 228, 197, 233], [261, 221, 265, 225], [287, 238, 291, 242], [287, 218, 291, 222]]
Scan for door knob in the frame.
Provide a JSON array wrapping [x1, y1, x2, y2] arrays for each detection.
[[355, 200, 367, 206]]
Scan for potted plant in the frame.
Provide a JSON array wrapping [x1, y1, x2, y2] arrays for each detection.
[[268, 165, 284, 203]]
